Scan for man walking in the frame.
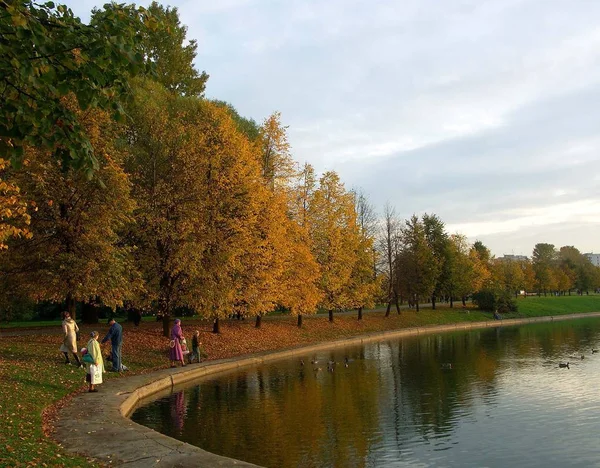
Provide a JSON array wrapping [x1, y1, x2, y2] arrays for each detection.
[[102, 317, 123, 372]]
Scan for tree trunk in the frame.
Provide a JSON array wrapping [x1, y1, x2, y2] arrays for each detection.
[[255, 314, 262, 328], [81, 302, 98, 324], [328, 310, 334, 322], [65, 292, 76, 320], [462, 296, 466, 306], [450, 296, 454, 308], [431, 295, 436, 310], [416, 300, 420, 312], [385, 302, 391, 317], [297, 314, 303, 328], [395, 297, 401, 315], [162, 314, 171, 338], [212, 317, 220, 334], [358, 307, 363, 321]]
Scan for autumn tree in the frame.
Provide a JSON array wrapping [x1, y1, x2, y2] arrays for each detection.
[[183, 102, 267, 334], [491, 257, 525, 297], [532, 243, 557, 295], [396, 215, 440, 312], [290, 162, 316, 229], [0, 158, 30, 249], [259, 112, 297, 192], [1, 1, 153, 171], [445, 234, 476, 307], [286, 162, 321, 327], [309, 171, 360, 322], [237, 188, 288, 329], [349, 190, 379, 320], [125, 80, 208, 335], [470, 240, 493, 291], [211, 100, 260, 141], [0, 104, 139, 320], [519, 260, 536, 295], [378, 203, 401, 316], [279, 218, 322, 327]]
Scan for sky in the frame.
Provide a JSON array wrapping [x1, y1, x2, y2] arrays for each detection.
[[64, 0, 600, 257]]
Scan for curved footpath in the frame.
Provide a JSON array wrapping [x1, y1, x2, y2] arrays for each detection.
[[55, 312, 600, 467]]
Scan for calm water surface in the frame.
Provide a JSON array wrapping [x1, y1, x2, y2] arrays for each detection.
[[132, 318, 600, 467]]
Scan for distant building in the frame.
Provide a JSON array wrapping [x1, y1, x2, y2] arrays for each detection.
[[584, 253, 600, 267], [500, 254, 528, 262]]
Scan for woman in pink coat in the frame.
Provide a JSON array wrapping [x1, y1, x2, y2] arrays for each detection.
[[169, 319, 186, 368]]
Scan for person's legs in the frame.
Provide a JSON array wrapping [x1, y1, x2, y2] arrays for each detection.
[[114, 342, 122, 371], [110, 343, 121, 371], [63, 352, 70, 364], [72, 352, 82, 367]]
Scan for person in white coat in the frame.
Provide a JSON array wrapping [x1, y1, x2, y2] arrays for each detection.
[[59, 311, 82, 367]]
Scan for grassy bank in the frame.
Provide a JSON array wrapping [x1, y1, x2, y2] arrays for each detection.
[[1, 296, 599, 467], [514, 294, 600, 316]]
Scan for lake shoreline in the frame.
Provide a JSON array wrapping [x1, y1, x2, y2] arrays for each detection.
[[54, 311, 600, 468]]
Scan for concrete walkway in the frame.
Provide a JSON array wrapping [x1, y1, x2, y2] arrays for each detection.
[[54, 312, 600, 467]]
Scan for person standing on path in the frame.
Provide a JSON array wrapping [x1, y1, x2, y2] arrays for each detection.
[[101, 318, 123, 372], [170, 319, 186, 368], [85, 331, 104, 392], [59, 311, 82, 367]]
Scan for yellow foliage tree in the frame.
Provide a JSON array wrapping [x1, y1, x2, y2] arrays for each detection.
[[309, 171, 360, 322], [259, 112, 297, 192], [126, 80, 208, 335], [0, 104, 139, 319], [0, 159, 30, 250], [184, 101, 266, 334]]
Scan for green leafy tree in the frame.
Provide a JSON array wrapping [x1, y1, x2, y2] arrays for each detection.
[[422, 213, 449, 309], [1, 1, 152, 171], [396, 215, 440, 312], [139, 1, 208, 96]]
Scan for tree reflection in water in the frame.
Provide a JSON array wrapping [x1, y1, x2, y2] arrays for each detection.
[[133, 317, 600, 468]]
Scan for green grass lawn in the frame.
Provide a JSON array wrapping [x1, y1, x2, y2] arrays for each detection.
[[0, 340, 99, 467], [513, 294, 600, 317]]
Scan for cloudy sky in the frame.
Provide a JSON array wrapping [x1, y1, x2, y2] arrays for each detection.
[[65, 0, 600, 257]]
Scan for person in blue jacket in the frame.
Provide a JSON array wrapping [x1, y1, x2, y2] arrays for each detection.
[[102, 317, 123, 372]]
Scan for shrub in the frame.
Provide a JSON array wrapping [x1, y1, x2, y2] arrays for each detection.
[[472, 289, 518, 313]]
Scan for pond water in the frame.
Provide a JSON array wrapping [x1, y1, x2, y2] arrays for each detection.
[[132, 318, 600, 467]]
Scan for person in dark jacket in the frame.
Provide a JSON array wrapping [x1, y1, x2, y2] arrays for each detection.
[[102, 318, 123, 372]]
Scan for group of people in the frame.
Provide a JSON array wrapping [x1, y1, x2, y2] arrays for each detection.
[[59, 312, 125, 393], [60, 312, 205, 393]]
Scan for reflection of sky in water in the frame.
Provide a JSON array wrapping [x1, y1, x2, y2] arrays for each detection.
[[132, 318, 600, 468]]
